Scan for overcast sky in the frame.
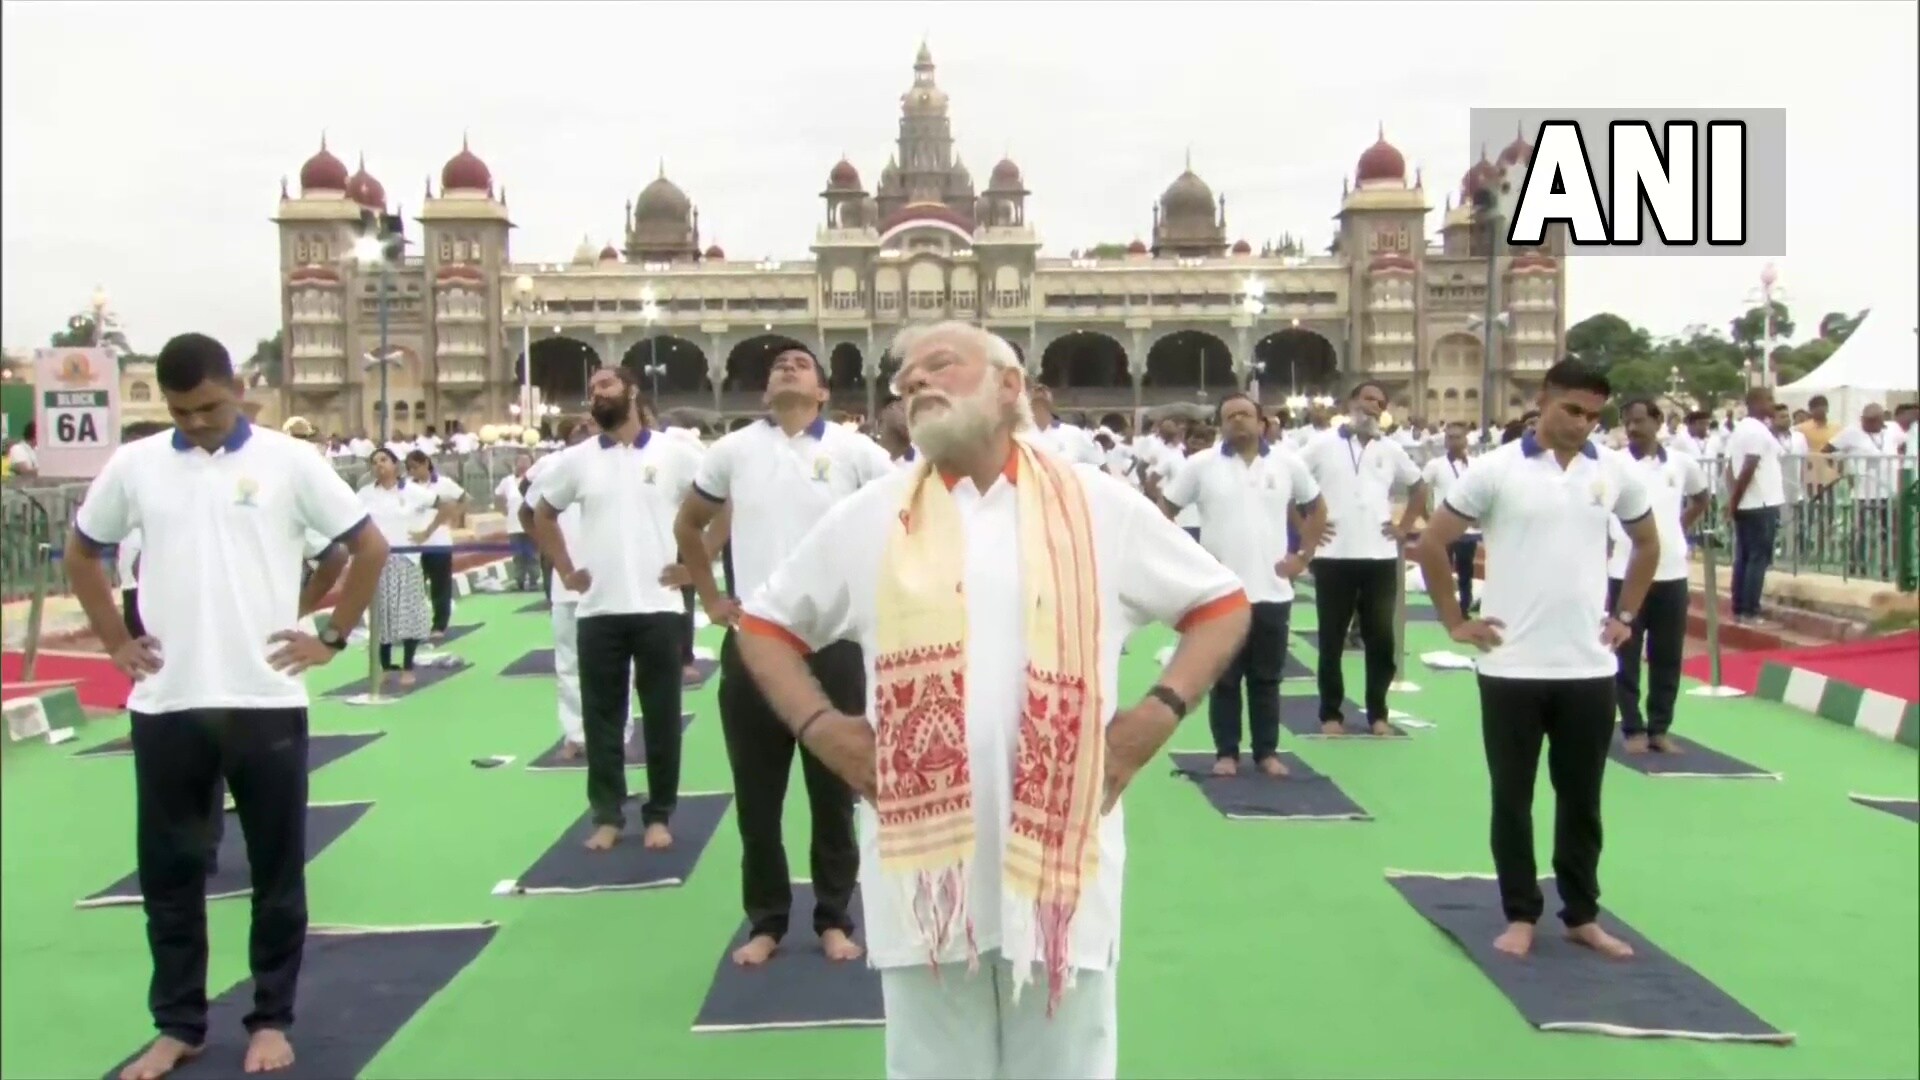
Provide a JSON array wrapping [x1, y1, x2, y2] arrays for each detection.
[[3, 0, 1914, 357]]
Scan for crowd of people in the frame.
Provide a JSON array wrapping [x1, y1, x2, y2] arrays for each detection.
[[47, 320, 1920, 1080]]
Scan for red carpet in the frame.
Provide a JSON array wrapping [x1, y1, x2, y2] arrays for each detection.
[[0, 651, 129, 712], [1683, 631, 1920, 702]]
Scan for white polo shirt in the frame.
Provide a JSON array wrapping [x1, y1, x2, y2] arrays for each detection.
[[523, 454, 586, 605], [1028, 420, 1104, 466], [1299, 430, 1423, 560], [359, 480, 438, 564], [529, 430, 700, 619], [1606, 447, 1707, 582], [1829, 425, 1900, 501], [417, 473, 465, 548], [1420, 454, 1479, 538], [1162, 440, 1321, 604], [691, 416, 893, 601], [496, 473, 527, 534], [1442, 434, 1652, 681], [1721, 417, 1784, 509], [72, 421, 370, 713], [1150, 451, 1202, 529], [7, 441, 36, 472], [740, 458, 1244, 973]]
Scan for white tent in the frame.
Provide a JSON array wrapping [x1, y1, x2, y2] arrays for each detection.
[[1777, 303, 1920, 419]]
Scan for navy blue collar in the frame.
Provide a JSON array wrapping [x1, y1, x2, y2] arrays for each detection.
[[902, 446, 916, 462], [1222, 438, 1271, 458], [598, 429, 651, 449], [1520, 431, 1598, 459], [1628, 443, 1666, 462], [766, 415, 827, 440], [171, 416, 253, 454]]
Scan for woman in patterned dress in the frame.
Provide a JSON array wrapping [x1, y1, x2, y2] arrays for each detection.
[[358, 448, 434, 686]]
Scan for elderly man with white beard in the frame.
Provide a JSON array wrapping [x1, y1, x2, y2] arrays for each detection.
[[734, 321, 1249, 1080]]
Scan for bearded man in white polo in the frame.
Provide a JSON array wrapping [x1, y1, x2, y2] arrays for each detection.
[[735, 321, 1249, 1079]]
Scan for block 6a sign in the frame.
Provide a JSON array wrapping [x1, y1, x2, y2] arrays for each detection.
[[32, 348, 120, 479]]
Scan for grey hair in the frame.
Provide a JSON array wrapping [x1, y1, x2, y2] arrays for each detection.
[[888, 321, 1034, 432]]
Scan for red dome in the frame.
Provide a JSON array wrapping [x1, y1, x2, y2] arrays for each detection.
[[597, 244, 619, 262], [989, 157, 1022, 188], [1126, 239, 1148, 255], [1231, 238, 1252, 255], [299, 137, 348, 193], [345, 156, 385, 209], [1496, 130, 1532, 168], [1369, 253, 1417, 275], [1356, 127, 1407, 185], [441, 136, 492, 193], [704, 244, 725, 260], [827, 158, 861, 190], [1460, 155, 1499, 199]]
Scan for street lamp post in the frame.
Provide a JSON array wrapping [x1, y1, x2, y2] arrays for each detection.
[[352, 232, 393, 443], [1242, 277, 1266, 404], [639, 287, 663, 405], [1754, 263, 1781, 387], [513, 276, 535, 423], [90, 287, 109, 347], [1472, 188, 1503, 434]]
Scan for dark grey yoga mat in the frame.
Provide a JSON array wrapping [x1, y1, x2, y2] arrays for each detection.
[[1388, 872, 1792, 1044], [325, 660, 471, 699], [692, 884, 884, 1032], [1851, 795, 1919, 823], [74, 732, 383, 773], [498, 792, 731, 895], [1279, 694, 1407, 738], [1169, 752, 1370, 820], [1607, 731, 1777, 779], [498, 650, 718, 689], [100, 924, 498, 1079], [524, 713, 695, 770], [80, 802, 372, 908]]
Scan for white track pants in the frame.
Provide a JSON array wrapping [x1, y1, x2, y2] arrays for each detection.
[[880, 952, 1117, 1080], [551, 601, 584, 744], [551, 600, 632, 745]]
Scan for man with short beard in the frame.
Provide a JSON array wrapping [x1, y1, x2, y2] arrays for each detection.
[[527, 367, 702, 852], [674, 344, 892, 970], [735, 321, 1248, 1079]]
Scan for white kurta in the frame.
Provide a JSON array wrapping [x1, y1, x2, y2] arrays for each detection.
[[742, 452, 1243, 1079]]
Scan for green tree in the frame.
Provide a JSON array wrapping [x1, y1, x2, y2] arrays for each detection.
[[1605, 356, 1671, 400], [49, 315, 132, 358], [245, 330, 284, 388], [1729, 301, 1795, 362], [1083, 242, 1135, 259], [1565, 312, 1652, 369], [1816, 309, 1867, 344]]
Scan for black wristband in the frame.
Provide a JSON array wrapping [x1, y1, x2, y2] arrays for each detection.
[[1146, 685, 1189, 719], [795, 707, 832, 743]]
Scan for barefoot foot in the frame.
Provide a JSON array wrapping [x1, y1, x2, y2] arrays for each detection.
[[1492, 921, 1535, 957], [820, 927, 865, 962], [243, 1029, 295, 1073], [1566, 922, 1635, 959], [1211, 757, 1239, 776], [1321, 719, 1345, 736], [731, 933, 779, 966], [558, 740, 583, 761], [1622, 733, 1650, 754], [1649, 734, 1681, 754], [1370, 719, 1393, 737], [584, 824, 620, 851], [1257, 755, 1290, 777], [642, 823, 673, 850], [119, 1036, 202, 1080], [397, 671, 417, 688]]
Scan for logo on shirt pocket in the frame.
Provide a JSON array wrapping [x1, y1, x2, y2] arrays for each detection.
[[813, 457, 832, 482], [643, 466, 657, 485], [1589, 479, 1609, 508], [234, 476, 260, 508]]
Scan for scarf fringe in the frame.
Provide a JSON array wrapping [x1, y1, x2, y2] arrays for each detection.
[[908, 865, 979, 975]]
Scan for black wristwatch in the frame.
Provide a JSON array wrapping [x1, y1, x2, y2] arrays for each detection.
[[318, 626, 349, 651], [1146, 685, 1189, 719]]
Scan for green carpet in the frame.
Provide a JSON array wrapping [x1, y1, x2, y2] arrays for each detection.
[[4, 591, 1916, 1079]]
